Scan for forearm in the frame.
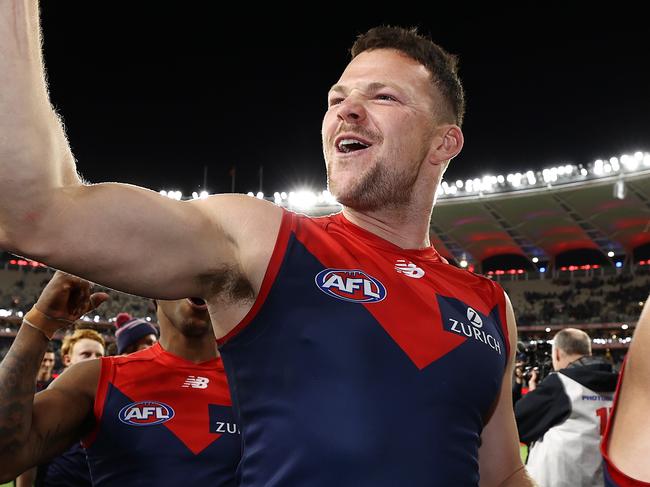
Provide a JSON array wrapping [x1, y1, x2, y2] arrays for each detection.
[[0, 324, 49, 456], [0, 1, 81, 245]]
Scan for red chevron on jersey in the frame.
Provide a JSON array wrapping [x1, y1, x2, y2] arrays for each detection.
[[296, 214, 507, 369], [88, 343, 233, 455]]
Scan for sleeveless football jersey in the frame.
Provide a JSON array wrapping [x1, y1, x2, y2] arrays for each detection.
[[36, 442, 91, 487], [602, 361, 650, 487], [218, 210, 510, 487], [83, 343, 240, 486]]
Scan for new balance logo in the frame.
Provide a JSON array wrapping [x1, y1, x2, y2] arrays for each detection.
[[395, 259, 425, 279], [182, 376, 210, 389]]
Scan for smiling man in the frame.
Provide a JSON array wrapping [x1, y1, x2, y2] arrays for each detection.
[[0, 6, 531, 485]]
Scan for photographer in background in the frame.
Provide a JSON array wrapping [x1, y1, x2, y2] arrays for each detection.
[[512, 341, 551, 403], [515, 328, 619, 487]]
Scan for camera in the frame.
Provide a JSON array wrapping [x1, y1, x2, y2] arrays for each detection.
[[516, 340, 553, 383]]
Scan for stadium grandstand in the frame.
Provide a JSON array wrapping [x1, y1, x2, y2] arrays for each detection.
[[1, 151, 648, 373]]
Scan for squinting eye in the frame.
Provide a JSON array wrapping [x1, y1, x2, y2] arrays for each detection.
[[376, 94, 397, 101], [328, 98, 344, 107]]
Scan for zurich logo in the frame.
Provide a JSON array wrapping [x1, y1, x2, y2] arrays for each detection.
[[315, 268, 387, 303], [118, 401, 175, 426], [466, 307, 483, 328]]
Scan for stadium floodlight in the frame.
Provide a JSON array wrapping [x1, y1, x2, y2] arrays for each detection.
[[280, 192, 288, 199], [643, 154, 650, 167], [604, 163, 612, 174], [532, 257, 539, 263], [456, 180, 463, 188], [159, 190, 167, 196], [94, 315, 100, 322], [289, 190, 317, 210], [146, 317, 152, 322], [622, 154, 639, 171], [526, 171, 536, 185], [545, 327, 551, 332], [594, 159, 604, 175], [459, 259, 468, 268], [580, 168, 588, 176], [496, 175, 505, 184], [247, 192, 254, 197], [607, 251, 615, 258], [192, 192, 199, 200], [199, 191, 209, 199], [615, 261, 623, 268], [256, 192, 264, 199], [622, 324, 629, 330], [539, 267, 546, 273]]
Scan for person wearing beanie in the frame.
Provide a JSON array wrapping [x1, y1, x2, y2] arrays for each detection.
[[114, 315, 158, 355], [0, 271, 239, 487]]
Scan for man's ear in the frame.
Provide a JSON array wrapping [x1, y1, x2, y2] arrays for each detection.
[[429, 124, 464, 166], [62, 354, 71, 367]]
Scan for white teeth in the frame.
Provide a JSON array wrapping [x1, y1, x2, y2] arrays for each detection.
[[337, 138, 370, 152]]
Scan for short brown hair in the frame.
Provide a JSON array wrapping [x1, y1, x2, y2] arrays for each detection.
[[351, 26, 465, 126], [61, 329, 105, 358]]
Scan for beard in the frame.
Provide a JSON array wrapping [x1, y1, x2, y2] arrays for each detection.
[[328, 154, 422, 212]]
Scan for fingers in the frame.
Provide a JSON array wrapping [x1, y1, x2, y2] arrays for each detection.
[[89, 292, 111, 311]]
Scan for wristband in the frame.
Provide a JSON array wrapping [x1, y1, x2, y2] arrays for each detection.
[[22, 306, 75, 340]]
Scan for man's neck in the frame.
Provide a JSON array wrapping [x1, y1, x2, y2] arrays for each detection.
[[342, 205, 432, 249], [158, 332, 218, 364]]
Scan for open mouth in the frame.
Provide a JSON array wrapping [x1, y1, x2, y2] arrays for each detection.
[[186, 297, 208, 310], [335, 136, 372, 154]]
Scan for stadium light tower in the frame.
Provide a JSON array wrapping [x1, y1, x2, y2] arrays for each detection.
[[613, 179, 626, 200]]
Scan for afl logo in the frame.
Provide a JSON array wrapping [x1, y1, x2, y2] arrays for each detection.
[[315, 268, 387, 303], [118, 401, 175, 426], [466, 307, 483, 328]]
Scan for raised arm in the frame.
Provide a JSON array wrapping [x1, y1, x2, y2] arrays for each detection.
[[0, 1, 282, 300], [0, 271, 108, 481]]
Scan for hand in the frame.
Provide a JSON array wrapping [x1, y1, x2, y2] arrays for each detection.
[[34, 271, 109, 324], [528, 369, 539, 391]]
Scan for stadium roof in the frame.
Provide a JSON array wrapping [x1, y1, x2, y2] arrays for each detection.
[[430, 170, 650, 267]]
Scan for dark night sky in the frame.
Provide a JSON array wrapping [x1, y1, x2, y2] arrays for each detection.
[[39, 4, 650, 196]]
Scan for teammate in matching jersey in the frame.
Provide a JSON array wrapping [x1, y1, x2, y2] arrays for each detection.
[[0, 272, 240, 486]]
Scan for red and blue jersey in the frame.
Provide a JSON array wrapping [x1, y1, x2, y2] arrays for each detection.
[[82, 343, 240, 486], [218, 210, 510, 486]]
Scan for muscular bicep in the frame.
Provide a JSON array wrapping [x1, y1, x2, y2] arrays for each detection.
[[12, 185, 283, 300], [11, 360, 98, 473], [478, 292, 530, 487]]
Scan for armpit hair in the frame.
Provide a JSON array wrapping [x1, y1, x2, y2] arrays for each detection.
[[197, 265, 255, 304]]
